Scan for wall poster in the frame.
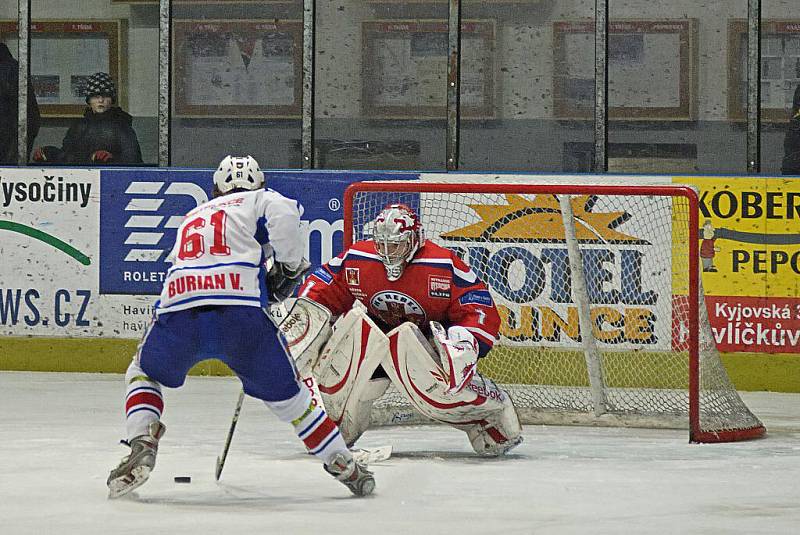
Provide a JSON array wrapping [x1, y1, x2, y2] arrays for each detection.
[[554, 20, 697, 121], [728, 20, 800, 122], [362, 20, 496, 119], [173, 19, 302, 118]]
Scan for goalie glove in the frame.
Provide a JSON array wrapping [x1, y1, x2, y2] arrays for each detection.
[[268, 259, 312, 303], [430, 322, 478, 396]]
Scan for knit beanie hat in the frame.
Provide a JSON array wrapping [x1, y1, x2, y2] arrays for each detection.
[[84, 72, 116, 103]]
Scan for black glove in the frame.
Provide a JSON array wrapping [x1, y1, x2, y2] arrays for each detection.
[[267, 259, 312, 303]]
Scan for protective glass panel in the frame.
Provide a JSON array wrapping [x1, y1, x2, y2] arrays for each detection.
[[608, 0, 747, 174], [460, 0, 596, 171], [761, 1, 800, 175], [314, 1, 448, 170], [171, 1, 303, 168], [28, 0, 158, 165]]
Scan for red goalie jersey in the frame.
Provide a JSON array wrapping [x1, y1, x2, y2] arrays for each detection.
[[299, 240, 501, 357]]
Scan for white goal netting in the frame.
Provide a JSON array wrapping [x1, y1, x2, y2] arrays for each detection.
[[345, 180, 765, 443]]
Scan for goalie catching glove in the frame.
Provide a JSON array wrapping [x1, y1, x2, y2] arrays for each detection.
[[430, 322, 479, 396], [268, 259, 312, 303]]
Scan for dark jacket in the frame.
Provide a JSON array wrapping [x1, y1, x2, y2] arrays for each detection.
[[0, 43, 40, 164], [59, 106, 143, 165], [782, 85, 800, 176]]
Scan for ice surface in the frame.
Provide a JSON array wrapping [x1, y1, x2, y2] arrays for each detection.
[[1, 372, 798, 535]]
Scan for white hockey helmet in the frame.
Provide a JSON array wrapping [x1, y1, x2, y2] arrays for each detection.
[[372, 203, 423, 281], [213, 155, 265, 194]]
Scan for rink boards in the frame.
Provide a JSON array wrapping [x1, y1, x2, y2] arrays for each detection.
[[0, 167, 797, 392]]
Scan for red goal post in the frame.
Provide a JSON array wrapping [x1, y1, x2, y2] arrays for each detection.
[[343, 180, 766, 443]]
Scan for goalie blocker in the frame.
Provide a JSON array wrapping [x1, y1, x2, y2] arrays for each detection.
[[310, 308, 523, 456]]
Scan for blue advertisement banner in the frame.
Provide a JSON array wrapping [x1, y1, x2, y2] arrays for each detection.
[[99, 169, 418, 295]]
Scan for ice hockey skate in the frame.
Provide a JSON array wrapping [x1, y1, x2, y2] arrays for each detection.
[[107, 421, 166, 499], [324, 452, 375, 496]]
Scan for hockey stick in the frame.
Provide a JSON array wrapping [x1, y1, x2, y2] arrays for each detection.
[[214, 302, 291, 481], [215, 388, 245, 481]]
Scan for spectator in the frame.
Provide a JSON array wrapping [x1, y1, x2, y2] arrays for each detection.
[[782, 84, 800, 176], [0, 43, 40, 165], [33, 72, 142, 165]]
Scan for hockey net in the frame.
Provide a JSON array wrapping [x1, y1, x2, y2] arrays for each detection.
[[343, 180, 765, 443]]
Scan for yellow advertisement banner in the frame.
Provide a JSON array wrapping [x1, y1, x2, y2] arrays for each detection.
[[675, 176, 800, 354], [674, 176, 800, 298]]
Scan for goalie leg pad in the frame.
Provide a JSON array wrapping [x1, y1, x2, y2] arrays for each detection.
[[383, 323, 522, 455], [315, 308, 389, 444], [382, 323, 494, 422], [338, 377, 390, 447], [460, 374, 523, 457]]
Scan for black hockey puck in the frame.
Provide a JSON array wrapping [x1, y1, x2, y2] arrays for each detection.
[[174, 476, 191, 483]]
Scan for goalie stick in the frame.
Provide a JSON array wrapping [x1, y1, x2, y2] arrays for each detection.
[[351, 445, 393, 464]]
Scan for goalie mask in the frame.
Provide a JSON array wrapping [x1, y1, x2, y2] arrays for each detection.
[[213, 155, 265, 194], [372, 203, 423, 281]]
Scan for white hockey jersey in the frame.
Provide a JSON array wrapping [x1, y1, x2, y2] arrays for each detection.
[[155, 188, 304, 315]]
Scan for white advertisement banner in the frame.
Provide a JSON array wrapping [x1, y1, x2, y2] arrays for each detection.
[[0, 168, 417, 339]]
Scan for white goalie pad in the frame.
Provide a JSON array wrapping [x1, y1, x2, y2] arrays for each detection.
[[383, 322, 523, 456], [314, 307, 390, 446], [267, 297, 332, 376]]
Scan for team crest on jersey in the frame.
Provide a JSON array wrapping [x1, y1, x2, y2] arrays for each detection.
[[345, 267, 360, 286], [370, 291, 426, 327], [428, 275, 451, 299]]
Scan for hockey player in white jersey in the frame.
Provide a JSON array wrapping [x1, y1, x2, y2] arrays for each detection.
[[107, 155, 374, 499]]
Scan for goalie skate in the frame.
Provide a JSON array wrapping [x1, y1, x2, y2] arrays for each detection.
[[324, 452, 376, 497], [107, 421, 166, 499]]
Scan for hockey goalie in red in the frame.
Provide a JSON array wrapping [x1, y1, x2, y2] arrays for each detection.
[[299, 203, 523, 456]]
